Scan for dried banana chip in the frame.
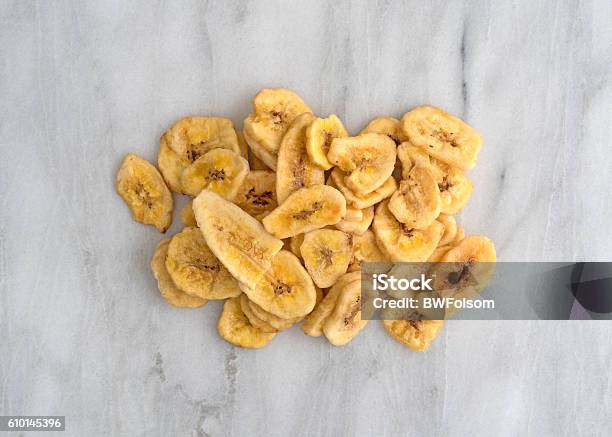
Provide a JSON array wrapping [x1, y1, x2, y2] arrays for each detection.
[[243, 250, 317, 319], [180, 148, 249, 198], [427, 245, 454, 262], [276, 113, 324, 203], [347, 230, 389, 272], [262, 185, 347, 239], [243, 128, 279, 170], [240, 293, 278, 333], [193, 190, 284, 287], [330, 168, 397, 209], [373, 200, 443, 262], [388, 166, 441, 229], [382, 320, 444, 352], [164, 116, 239, 160], [150, 238, 207, 308], [116, 153, 173, 233], [243, 88, 312, 156], [180, 201, 197, 227], [323, 280, 368, 346], [158, 134, 191, 194], [344, 206, 364, 222], [165, 227, 241, 300], [301, 271, 361, 337], [306, 114, 349, 170], [437, 214, 457, 246], [288, 233, 305, 260], [400, 106, 481, 170], [240, 284, 301, 331], [328, 133, 396, 194], [217, 297, 275, 348], [300, 229, 353, 288], [430, 158, 473, 215], [396, 142, 431, 177], [335, 205, 374, 235], [233, 170, 277, 220], [359, 117, 407, 145], [452, 225, 465, 244]]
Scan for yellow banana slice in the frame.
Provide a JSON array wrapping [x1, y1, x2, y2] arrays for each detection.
[[440, 235, 496, 263], [180, 148, 249, 198], [382, 320, 444, 352], [193, 190, 284, 287], [150, 238, 207, 308], [276, 113, 324, 203], [347, 230, 389, 272], [164, 116, 239, 161], [233, 170, 277, 220], [243, 128, 278, 170], [288, 233, 305, 260], [301, 271, 361, 337], [116, 153, 173, 233], [165, 227, 241, 300], [373, 200, 444, 262], [262, 185, 347, 239], [396, 142, 432, 177], [243, 88, 312, 156], [330, 168, 397, 209], [217, 297, 276, 348], [400, 106, 481, 170], [323, 280, 368, 346], [240, 293, 278, 333], [437, 214, 457, 246], [240, 284, 302, 331], [158, 134, 191, 194], [180, 201, 197, 227], [243, 250, 317, 319], [359, 117, 407, 145], [335, 205, 374, 235], [343, 206, 364, 222], [300, 229, 353, 288], [327, 133, 396, 194], [305, 114, 349, 170], [388, 166, 441, 229]]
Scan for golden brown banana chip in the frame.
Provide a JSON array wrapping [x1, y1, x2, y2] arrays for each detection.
[[193, 190, 284, 287], [165, 227, 241, 300], [150, 238, 208, 308], [429, 158, 473, 215], [396, 142, 431, 177], [335, 206, 374, 235], [400, 106, 481, 170], [373, 200, 444, 262], [262, 185, 346, 239], [330, 168, 397, 209], [306, 114, 349, 170], [323, 280, 368, 346], [276, 113, 324, 203], [240, 293, 278, 333], [243, 250, 317, 319], [240, 284, 301, 331], [180, 148, 249, 198], [116, 153, 173, 233], [301, 271, 361, 337], [347, 230, 389, 272], [288, 233, 305, 260], [180, 201, 197, 227], [243, 128, 278, 170], [158, 134, 191, 194], [328, 133, 397, 194], [437, 214, 457, 246], [388, 166, 441, 229], [382, 320, 444, 352], [343, 206, 364, 222], [359, 117, 407, 145], [300, 229, 353, 288], [164, 116, 239, 161], [217, 297, 275, 348], [233, 170, 277, 220], [243, 88, 312, 156]]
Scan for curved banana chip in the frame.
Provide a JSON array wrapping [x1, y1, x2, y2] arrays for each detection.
[[306, 114, 349, 170], [233, 170, 277, 220], [262, 185, 346, 239], [359, 116, 407, 145], [240, 293, 278, 333], [373, 200, 443, 262], [330, 168, 397, 209], [193, 190, 284, 287], [180, 148, 249, 198], [300, 229, 353, 288], [243, 250, 317, 319], [240, 284, 301, 331], [400, 106, 481, 170], [276, 113, 324, 203], [217, 297, 275, 348], [288, 233, 305, 260], [452, 225, 465, 244], [327, 133, 396, 194], [301, 271, 361, 337], [180, 201, 197, 227], [343, 206, 364, 222], [116, 153, 173, 233], [437, 214, 457, 246], [243, 128, 279, 170], [243, 88, 312, 156], [165, 227, 241, 300], [150, 238, 207, 308], [388, 166, 441, 229], [396, 142, 431, 177], [164, 116, 239, 161], [382, 320, 444, 352], [347, 230, 389, 272], [323, 280, 368, 346], [158, 134, 191, 194], [335, 205, 374, 235], [427, 245, 455, 262]]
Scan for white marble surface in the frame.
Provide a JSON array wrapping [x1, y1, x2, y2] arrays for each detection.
[[1, 1, 611, 436]]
